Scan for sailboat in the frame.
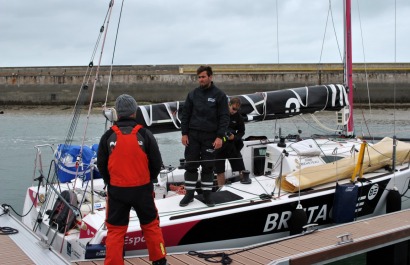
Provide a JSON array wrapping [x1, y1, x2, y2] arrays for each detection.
[[19, 0, 410, 262]]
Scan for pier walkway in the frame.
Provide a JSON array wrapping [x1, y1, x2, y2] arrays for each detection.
[[75, 209, 410, 265], [0, 208, 69, 264], [1, 208, 409, 264]]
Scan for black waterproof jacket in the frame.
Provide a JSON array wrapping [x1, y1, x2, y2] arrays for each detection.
[[228, 111, 245, 141], [181, 82, 229, 138]]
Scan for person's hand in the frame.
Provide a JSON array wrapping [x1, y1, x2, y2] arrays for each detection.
[[181, 135, 189, 146], [228, 134, 235, 141], [213, 137, 223, 149]]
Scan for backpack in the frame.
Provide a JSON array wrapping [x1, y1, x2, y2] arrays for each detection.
[[48, 190, 78, 233]]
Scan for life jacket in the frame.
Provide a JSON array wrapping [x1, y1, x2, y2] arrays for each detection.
[[108, 125, 150, 187]]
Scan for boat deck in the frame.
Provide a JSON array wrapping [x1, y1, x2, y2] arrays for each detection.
[[74, 209, 410, 265]]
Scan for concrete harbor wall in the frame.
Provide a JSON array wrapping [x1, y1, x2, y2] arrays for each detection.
[[0, 63, 409, 105]]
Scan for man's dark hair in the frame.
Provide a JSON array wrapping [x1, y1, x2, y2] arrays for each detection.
[[229, 97, 242, 106], [197, 65, 213, 76]]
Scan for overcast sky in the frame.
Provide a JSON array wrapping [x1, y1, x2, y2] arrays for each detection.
[[0, 0, 409, 67]]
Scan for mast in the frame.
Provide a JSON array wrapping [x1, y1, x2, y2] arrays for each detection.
[[344, 0, 354, 135]]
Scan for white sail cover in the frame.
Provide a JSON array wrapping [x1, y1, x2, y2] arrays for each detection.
[[281, 137, 410, 192]]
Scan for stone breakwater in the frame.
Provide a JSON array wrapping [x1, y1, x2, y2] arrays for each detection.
[[0, 63, 409, 105]]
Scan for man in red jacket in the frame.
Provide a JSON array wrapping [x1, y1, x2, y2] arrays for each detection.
[[97, 94, 167, 265]]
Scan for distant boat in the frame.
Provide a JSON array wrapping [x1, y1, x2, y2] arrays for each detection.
[[18, 0, 410, 262]]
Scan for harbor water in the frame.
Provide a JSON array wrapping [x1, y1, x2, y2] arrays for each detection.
[[1, 106, 410, 216]]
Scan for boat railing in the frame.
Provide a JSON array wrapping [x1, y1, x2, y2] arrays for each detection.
[[33, 144, 55, 183]]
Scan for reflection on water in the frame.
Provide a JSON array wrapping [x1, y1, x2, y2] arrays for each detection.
[[0, 108, 409, 214]]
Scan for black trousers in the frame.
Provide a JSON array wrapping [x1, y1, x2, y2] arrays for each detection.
[[106, 183, 157, 226], [184, 130, 216, 174], [214, 139, 245, 174]]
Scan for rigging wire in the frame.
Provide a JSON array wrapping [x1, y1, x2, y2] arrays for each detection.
[[297, 114, 338, 135], [329, 0, 343, 62], [309, 114, 343, 133], [72, 2, 114, 118], [393, 0, 397, 136], [58, 0, 116, 161], [393, 0, 397, 187], [318, 0, 343, 65], [43, 2, 118, 248], [79, 0, 115, 150], [354, 0, 374, 142], [105, 0, 126, 108], [275, 0, 280, 64], [318, 2, 330, 65]]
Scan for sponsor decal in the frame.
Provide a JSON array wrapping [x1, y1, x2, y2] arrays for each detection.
[[208, 98, 216, 102], [124, 234, 146, 247], [285, 98, 300, 114], [79, 221, 97, 239], [85, 244, 106, 259], [28, 189, 38, 207], [357, 180, 388, 215], [367, 184, 379, 200], [100, 231, 146, 251], [263, 204, 329, 232], [264, 211, 292, 232], [295, 157, 322, 168], [95, 250, 106, 257]]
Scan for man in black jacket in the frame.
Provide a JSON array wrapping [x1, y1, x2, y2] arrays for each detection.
[[180, 65, 230, 207], [97, 94, 167, 265], [215, 97, 250, 186]]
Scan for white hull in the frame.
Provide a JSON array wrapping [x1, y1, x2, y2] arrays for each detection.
[[22, 137, 410, 262]]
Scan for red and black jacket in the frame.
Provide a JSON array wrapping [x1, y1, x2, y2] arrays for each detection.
[[97, 118, 163, 186]]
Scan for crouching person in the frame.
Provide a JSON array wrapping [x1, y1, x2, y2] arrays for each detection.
[[97, 94, 167, 265], [215, 97, 250, 186]]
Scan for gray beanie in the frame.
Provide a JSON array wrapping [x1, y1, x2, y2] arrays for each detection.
[[115, 94, 138, 118]]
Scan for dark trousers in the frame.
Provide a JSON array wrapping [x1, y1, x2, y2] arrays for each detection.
[[106, 184, 157, 226], [214, 139, 245, 174], [184, 130, 216, 190]]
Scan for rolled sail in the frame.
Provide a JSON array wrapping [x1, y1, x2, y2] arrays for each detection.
[[280, 137, 410, 192], [136, 84, 348, 134]]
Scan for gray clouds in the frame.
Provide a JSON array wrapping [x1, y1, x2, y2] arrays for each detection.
[[0, 0, 409, 67]]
